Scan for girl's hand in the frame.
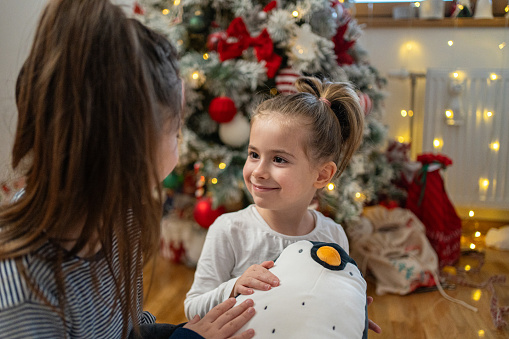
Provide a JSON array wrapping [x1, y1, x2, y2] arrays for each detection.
[[184, 298, 256, 339], [231, 261, 280, 297], [367, 296, 382, 333]]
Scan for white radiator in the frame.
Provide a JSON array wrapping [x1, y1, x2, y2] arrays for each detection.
[[422, 68, 509, 210]]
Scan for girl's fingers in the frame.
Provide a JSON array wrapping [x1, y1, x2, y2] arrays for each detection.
[[260, 261, 275, 269], [228, 328, 255, 339], [203, 298, 237, 323], [214, 299, 254, 329], [218, 304, 256, 337]]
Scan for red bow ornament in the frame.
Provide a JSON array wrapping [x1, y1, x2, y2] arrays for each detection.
[[332, 20, 356, 65], [217, 17, 282, 78]]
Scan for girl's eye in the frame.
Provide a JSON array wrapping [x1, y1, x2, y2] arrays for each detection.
[[274, 156, 287, 164], [249, 151, 259, 159]]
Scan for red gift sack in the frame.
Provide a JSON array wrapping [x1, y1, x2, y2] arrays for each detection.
[[406, 154, 461, 268]]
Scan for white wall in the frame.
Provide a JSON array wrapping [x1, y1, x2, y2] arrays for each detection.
[[358, 26, 509, 159], [0, 0, 47, 181]]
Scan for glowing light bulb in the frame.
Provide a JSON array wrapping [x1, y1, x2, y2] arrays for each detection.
[[327, 183, 335, 191], [292, 10, 299, 17], [470, 243, 476, 250], [414, 2, 420, 7], [408, 110, 414, 117], [478, 329, 485, 337], [448, 40, 454, 47], [192, 71, 200, 80], [506, 5, 509, 13], [174, 0, 180, 5], [398, 136, 405, 143], [211, 178, 218, 184], [480, 179, 489, 188], [406, 42, 413, 51], [469, 210, 475, 217], [218, 162, 226, 169], [499, 42, 506, 50], [458, 5, 464, 10], [453, 72, 459, 78], [465, 264, 472, 271], [475, 231, 481, 238], [433, 139, 442, 148], [486, 111, 493, 117], [401, 110, 408, 117], [203, 53, 209, 60], [355, 192, 361, 198], [490, 73, 498, 80], [445, 110, 453, 118], [472, 289, 482, 301], [490, 142, 500, 151], [162, 8, 169, 15]]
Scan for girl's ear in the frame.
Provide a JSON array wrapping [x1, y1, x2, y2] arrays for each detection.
[[314, 161, 337, 189]]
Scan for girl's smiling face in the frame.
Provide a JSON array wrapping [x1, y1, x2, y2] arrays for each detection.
[[243, 116, 322, 213]]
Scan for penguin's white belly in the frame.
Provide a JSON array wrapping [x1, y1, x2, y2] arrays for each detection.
[[235, 241, 367, 338]]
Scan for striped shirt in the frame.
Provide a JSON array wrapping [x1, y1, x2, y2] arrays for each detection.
[[0, 235, 155, 338]]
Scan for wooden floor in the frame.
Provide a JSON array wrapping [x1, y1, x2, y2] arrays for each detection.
[[143, 220, 509, 338]]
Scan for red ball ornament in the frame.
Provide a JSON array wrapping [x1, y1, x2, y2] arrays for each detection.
[[193, 197, 226, 229], [358, 92, 373, 116], [208, 96, 237, 123]]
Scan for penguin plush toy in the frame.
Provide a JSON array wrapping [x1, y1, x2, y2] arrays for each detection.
[[235, 240, 368, 338]]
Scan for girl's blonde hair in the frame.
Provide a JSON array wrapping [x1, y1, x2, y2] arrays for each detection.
[[252, 76, 364, 178], [1, 0, 182, 336]]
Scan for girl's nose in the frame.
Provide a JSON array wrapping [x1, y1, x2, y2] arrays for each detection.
[[252, 161, 269, 179]]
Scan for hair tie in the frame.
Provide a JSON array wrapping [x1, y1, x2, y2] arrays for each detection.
[[319, 97, 331, 107]]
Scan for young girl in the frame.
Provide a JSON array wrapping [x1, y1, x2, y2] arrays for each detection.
[[0, 1, 255, 338], [185, 77, 367, 319]]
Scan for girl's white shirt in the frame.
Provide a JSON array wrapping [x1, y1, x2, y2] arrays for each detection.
[[184, 204, 349, 320]]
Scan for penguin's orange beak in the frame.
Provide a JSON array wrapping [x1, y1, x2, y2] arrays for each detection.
[[316, 246, 341, 266]]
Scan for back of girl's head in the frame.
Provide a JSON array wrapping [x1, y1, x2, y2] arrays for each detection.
[[5, 0, 182, 335], [252, 76, 364, 178]]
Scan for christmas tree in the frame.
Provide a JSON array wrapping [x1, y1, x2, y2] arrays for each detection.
[[135, 0, 403, 233]]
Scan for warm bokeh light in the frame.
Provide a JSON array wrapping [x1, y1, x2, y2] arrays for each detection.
[[445, 110, 453, 118], [203, 53, 209, 60], [486, 111, 493, 117], [162, 8, 169, 15], [480, 178, 489, 188], [472, 289, 482, 301], [453, 72, 459, 78], [401, 110, 408, 117], [499, 42, 506, 50], [465, 264, 472, 270], [408, 110, 414, 117], [470, 243, 476, 250], [448, 40, 454, 47], [218, 162, 226, 169], [292, 10, 299, 17], [490, 73, 498, 80], [475, 231, 481, 238], [490, 142, 500, 151], [211, 178, 218, 184], [192, 71, 200, 80], [414, 2, 420, 7], [397, 136, 405, 143], [433, 139, 442, 148], [327, 183, 335, 191], [469, 210, 475, 217], [270, 88, 278, 95], [478, 329, 485, 337], [174, 0, 181, 5]]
